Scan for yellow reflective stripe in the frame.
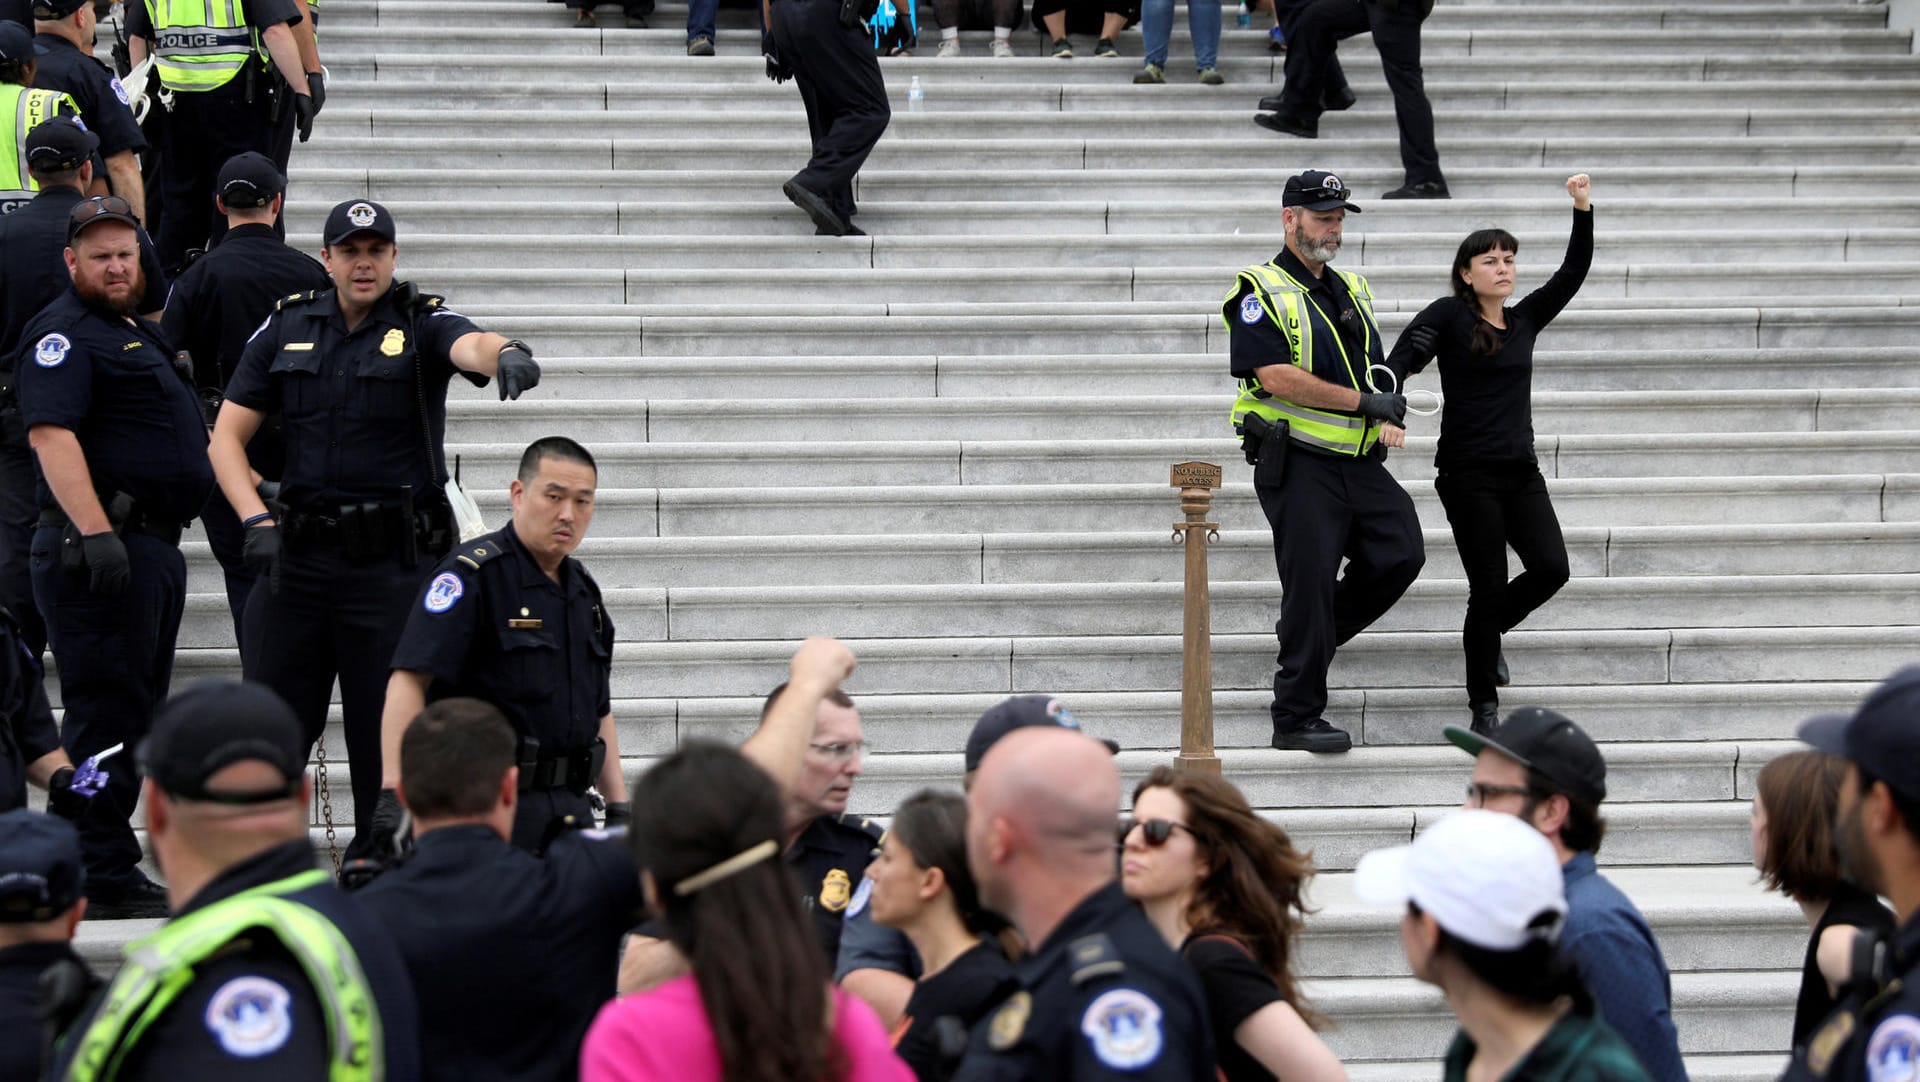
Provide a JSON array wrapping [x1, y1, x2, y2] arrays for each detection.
[[2, 87, 75, 202], [147, 0, 261, 90]]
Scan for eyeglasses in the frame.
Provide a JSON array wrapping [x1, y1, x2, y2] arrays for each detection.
[[1466, 782, 1537, 807], [1118, 818, 1195, 847], [807, 740, 867, 762]]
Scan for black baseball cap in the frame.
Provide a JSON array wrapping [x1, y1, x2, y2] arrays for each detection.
[[1799, 665, 1920, 804], [216, 151, 284, 210], [32, 0, 89, 18], [1445, 707, 1608, 806], [963, 695, 1119, 773], [26, 115, 98, 174], [139, 680, 307, 803], [323, 199, 397, 246], [0, 20, 33, 61], [0, 809, 84, 922], [1283, 169, 1362, 213]]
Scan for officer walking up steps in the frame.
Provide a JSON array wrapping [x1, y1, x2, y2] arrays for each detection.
[[27, 0, 148, 213], [764, 0, 890, 237], [377, 436, 630, 853], [161, 150, 329, 654], [207, 198, 541, 863], [1225, 168, 1423, 754], [0, 20, 80, 215], [48, 679, 421, 1080], [16, 194, 211, 921]]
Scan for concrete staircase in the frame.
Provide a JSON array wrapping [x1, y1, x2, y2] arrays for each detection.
[[67, 0, 1920, 1077]]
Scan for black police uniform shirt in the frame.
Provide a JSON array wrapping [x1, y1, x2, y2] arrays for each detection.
[[0, 1, 28, 25], [389, 523, 614, 757], [0, 186, 169, 359], [952, 881, 1217, 1081], [1226, 249, 1382, 408], [31, 34, 149, 161], [355, 822, 645, 1082], [1789, 910, 1920, 1082], [222, 284, 484, 511], [14, 290, 212, 521], [162, 222, 329, 395], [791, 812, 886, 963], [0, 607, 59, 812], [54, 840, 422, 1081], [0, 939, 86, 1081]]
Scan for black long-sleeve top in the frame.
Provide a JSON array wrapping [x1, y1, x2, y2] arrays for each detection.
[[1388, 207, 1593, 470]]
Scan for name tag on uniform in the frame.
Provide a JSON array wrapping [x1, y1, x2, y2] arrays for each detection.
[[283, 342, 314, 351], [507, 618, 543, 629]]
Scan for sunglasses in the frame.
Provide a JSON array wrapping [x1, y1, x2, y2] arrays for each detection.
[[71, 195, 136, 226], [1118, 818, 1195, 847]]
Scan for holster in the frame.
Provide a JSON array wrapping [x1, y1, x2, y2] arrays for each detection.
[[52, 492, 137, 573], [1243, 415, 1289, 488], [517, 736, 607, 794]]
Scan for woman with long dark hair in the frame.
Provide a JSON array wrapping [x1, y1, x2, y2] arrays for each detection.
[[580, 741, 913, 1082], [1358, 810, 1650, 1081], [1388, 175, 1594, 733], [865, 789, 1018, 1079], [1120, 766, 1346, 1082]]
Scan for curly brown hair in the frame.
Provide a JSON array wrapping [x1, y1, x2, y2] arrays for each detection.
[[1132, 766, 1325, 1029]]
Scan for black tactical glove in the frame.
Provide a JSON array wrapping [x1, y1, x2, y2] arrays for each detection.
[[496, 341, 540, 401], [79, 532, 129, 599], [368, 788, 412, 860], [762, 31, 793, 83], [1355, 391, 1408, 426], [46, 766, 89, 820], [242, 522, 284, 595], [603, 801, 631, 828], [306, 70, 326, 115], [293, 92, 316, 143]]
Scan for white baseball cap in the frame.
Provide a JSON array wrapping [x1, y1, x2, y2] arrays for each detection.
[[1353, 809, 1567, 952]]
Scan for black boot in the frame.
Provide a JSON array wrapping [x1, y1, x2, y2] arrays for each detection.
[[1469, 701, 1500, 736], [1271, 718, 1352, 753], [1495, 649, 1510, 687]]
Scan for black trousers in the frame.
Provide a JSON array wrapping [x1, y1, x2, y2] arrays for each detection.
[[154, 81, 277, 270], [242, 540, 432, 861], [1280, 0, 1443, 187], [30, 528, 186, 887], [198, 490, 257, 662], [1255, 444, 1424, 730], [771, 0, 892, 222], [512, 788, 595, 852], [1434, 464, 1570, 707], [0, 412, 45, 662]]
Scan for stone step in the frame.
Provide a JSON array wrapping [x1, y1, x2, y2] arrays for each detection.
[[1348, 1055, 1787, 1082]]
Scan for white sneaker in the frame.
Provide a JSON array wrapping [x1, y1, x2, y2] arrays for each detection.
[[990, 37, 1014, 57], [937, 37, 962, 57]]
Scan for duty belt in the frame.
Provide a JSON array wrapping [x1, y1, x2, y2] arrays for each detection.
[[280, 500, 452, 562], [519, 738, 606, 795], [37, 503, 184, 547]]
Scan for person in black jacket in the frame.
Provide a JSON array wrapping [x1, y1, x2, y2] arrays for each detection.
[[1387, 174, 1592, 733]]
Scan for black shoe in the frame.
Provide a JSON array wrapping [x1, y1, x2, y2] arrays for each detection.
[[1271, 718, 1353, 753], [1256, 93, 1284, 111], [1382, 179, 1450, 199], [1495, 649, 1510, 687], [1322, 85, 1356, 111], [817, 223, 867, 236], [85, 872, 170, 920], [1253, 110, 1317, 138], [1470, 701, 1500, 736], [783, 179, 851, 236]]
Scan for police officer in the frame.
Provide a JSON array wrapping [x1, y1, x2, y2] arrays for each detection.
[[377, 436, 629, 852], [161, 150, 327, 648], [0, 810, 91, 1082], [30, 0, 148, 211], [48, 679, 421, 1080], [0, 604, 67, 811], [356, 698, 644, 1082], [954, 725, 1215, 1080], [1226, 168, 1423, 754], [15, 195, 211, 920], [763, 0, 890, 237], [207, 198, 540, 861], [0, 20, 80, 215], [123, 0, 314, 268], [1784, 666, 1920, 1082]]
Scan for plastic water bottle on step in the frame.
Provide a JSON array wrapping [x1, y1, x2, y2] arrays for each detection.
[[907, 75, 925, 112]]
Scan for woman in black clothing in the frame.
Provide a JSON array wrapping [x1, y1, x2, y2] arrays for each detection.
[[1121, 767, 1347, 1082], [1750, 749, 1898, 1050], [865, 789, 1017, 1081], [1388, 174, 1594, 732]]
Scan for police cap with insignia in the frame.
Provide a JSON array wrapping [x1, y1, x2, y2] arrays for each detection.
[[31, 0, 89, 18], [1800, 664, 1920, 804], [25, 115, 99, 176], [0, 20, 35, 62], [324, 199, 398, 246], [0, 809, 85, 922], [1282, 169, 1362, 213], [964, 695, 1119, 773], [140, 680, 307, 804], [216, 151, 285, 210]]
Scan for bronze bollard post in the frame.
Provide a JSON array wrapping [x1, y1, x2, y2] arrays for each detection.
[[1170, 462, 1222, 775]]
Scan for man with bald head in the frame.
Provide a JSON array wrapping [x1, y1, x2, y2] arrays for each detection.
[[956, 727, 1215, 1080]]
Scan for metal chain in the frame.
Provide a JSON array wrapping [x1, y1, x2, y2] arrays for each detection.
[[314, 731, 340, 875]]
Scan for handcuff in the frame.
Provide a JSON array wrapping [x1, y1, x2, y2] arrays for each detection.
[[1366, 364, 1443, 417]]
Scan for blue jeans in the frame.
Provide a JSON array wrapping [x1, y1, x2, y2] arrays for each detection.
[[1141, 0, 1220, 70], [687, 0, 718, 41]]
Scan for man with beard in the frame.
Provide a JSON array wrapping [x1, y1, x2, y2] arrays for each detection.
[[1222, 168, 1422, 753], [12, 195, 212, 918], [207, 199, 540, 862], [1786, 666, 1920, 1082]]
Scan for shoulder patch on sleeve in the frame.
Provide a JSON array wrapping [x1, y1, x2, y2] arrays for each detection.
[[1867, 1014, 1920, 1082], [1079, 987, 1164, 1070], [1067, 933, 1126, 987], [110, 77, 130, 106], [845, 876, 873, 918], [1238, 292, 1265, 325], [32, 333, 72, 369], [204, 976, 294, 1058], [422, 571, 465, 614]]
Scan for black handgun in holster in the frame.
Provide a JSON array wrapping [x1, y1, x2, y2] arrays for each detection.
[[1241, 415, 1289, 488], [57, 492, 133, 573]]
